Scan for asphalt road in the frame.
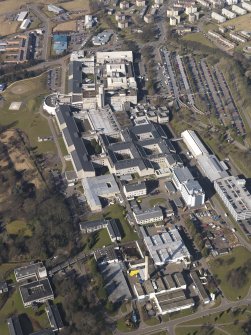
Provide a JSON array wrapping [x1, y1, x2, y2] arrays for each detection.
[[28, 4, 52, 61], [115, 296, 251, 335]]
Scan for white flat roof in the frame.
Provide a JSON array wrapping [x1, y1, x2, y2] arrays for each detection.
[[141, 227, 190, 265], [215, 176, 251, 215], [197, 154, 229, 182]]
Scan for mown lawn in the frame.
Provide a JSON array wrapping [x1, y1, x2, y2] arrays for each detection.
[[149, 197, 167, 207], [116, 317, 135, 332], [175, 326, 226, 335], [183, 32, 215, 48], [86, 204, 138, 244], [0, 290, 49, 335], [0, 75, 56, 155], [83, 228, 113, 252], [210, 247, 251, 300], [176, 305, 251, 335], [104, 204, 138, 242], [58, 137, 69, 156]]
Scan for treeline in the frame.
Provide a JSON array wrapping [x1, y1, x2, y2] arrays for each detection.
[[0, 60, 43, 83], [185, 219, 209, 258], [0, 130, 110, 334], [141, 45, 158, 96], [0, 131, 74, 262], [53, 274, 110, 335], [0, 69, 44, 86], [215, 257, 251, 290]]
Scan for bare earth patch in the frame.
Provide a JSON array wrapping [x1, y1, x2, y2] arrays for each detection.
[[53, 20, 77, 32]]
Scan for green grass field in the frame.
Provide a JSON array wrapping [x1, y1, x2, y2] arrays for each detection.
[[0, 290, 49, 335], [149, 198, 167, 207], [183, 32, 215, 48], [0, 264, 22, 281], [58, 137, 69, 156], [176, 305, 251, 335], [5, 220, 32, 237], [83, 228, 113, 252], [175, 326, 226, 335], [116, 317, 135, 332], [104, 204, 138, 242], [210, 247, 251, 300], [87, 204, 138, 243], [0, 75, 56, 155]]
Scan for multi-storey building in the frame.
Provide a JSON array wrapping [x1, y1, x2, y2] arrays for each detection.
[[214, 176, 251, 221]]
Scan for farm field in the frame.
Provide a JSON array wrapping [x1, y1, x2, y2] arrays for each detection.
[[0, 16, 19, 36], [53, 20, 77, 32], [0, 0, 89, 16], [60, 0, 90, 11], [222, 13, 251, 31]]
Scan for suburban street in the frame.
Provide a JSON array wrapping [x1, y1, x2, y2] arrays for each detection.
[[28, 4, 52, 60]]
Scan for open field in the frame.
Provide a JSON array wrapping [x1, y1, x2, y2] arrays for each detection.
[[176, 326, 230, 335], [175, 305, 251, 335], [60, 0, 90, 11], [222, 13, 251, 31], [0, 0, 89, 16], [53, 20, 77, 32], [183, 32, 215, 48], [0, 0, 57, 15], [0, 16, 19, 36], [210, 246, 251, 300], [0, 75, 57, 155]]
